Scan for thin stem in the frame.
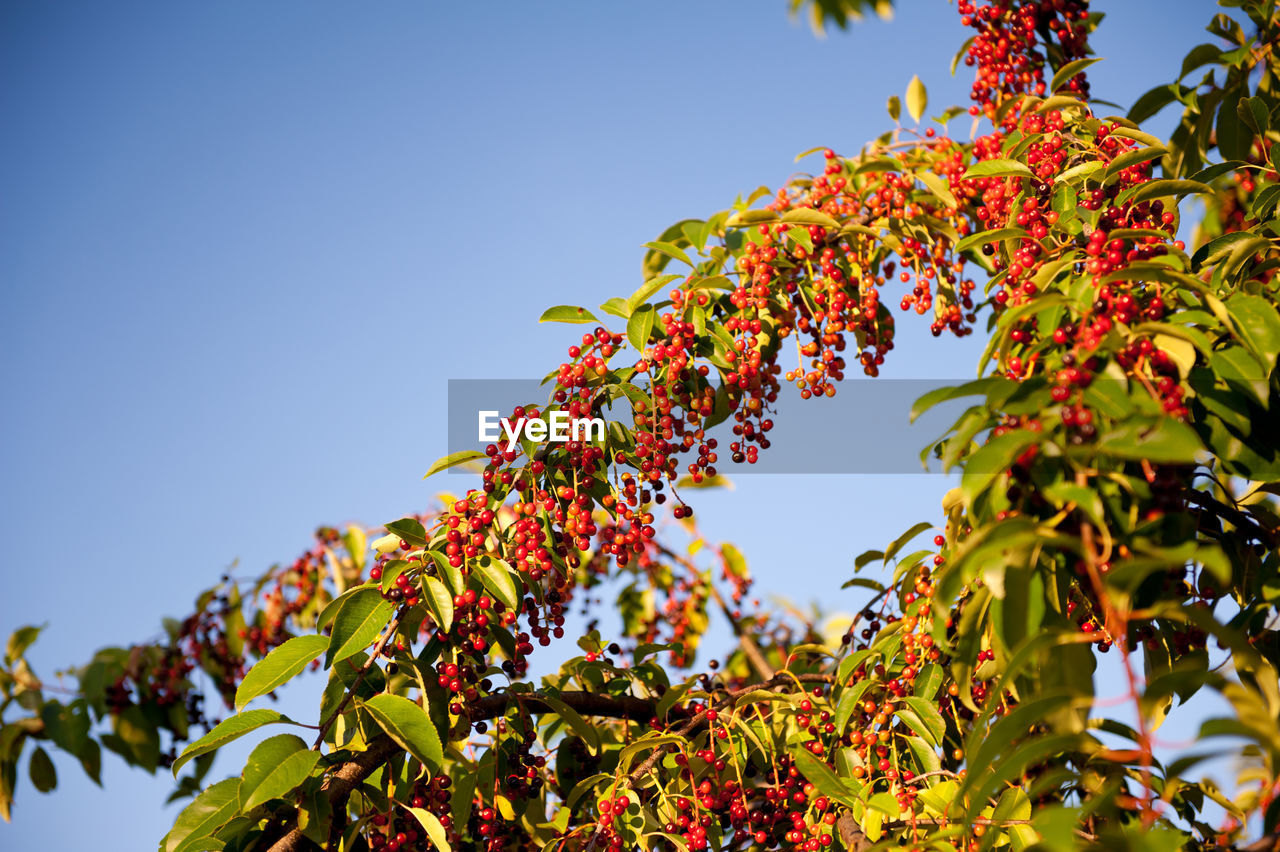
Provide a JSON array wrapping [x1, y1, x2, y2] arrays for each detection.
[[312, 607, 405, 750]]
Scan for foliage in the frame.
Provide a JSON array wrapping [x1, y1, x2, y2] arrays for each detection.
[[5, 1, 1280, 851]]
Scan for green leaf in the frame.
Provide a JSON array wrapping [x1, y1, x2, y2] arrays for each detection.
[[725, 209, 779, 227], [164, 777, 241, 852], [1188, 160, 1249, 184], [901, 735, 942, 776], [113, 704, 161, 772], [538, 305, 599, 325], [361, 694, 443, 770], [1193, 231, 1263, 270], [627, 274, 680, 314], [538, 694, 602, 754], [897, 696, 946, 746], [1128, 84, 1177, 124], [960, 430, 1042, 504], [720, 542, 748, 578], [1042, 482, 1106, 529], [238, 734, 320, 812], [617, 733, 687, 774], [906, 75, 927, 123], [385, 519, 428, 548], [1237, 95, 1270, 136], [641, 240, 694, 271], [1103, 146, 1167, 181], [378, 560, 411, 594], [1218, 95, 1252, 161], [627, 304, 656, 352], [420, 575, 454, 633], [887, 95, 901, 123], [963, 159, 1034, 180], [235, 635, 329, 712], [780, 208, 841, 230], [4, 625, 42, 665], [1179, 43, 1223, 81], [915, 664, 944, 701], [642, 220, 698, 277], [1226, 293, 1280, 368], [955, 227, 1027, 255], [404, 806, 452, 852], [422, 451, 486, 480], [1050, 57, 1102, 94], [28, 746, 55, 793], [1121, 179, 1211, 205], [450, 767, 476, 832], [884, 521, 934, 563], [0, 758, 11, 822], [598, 297, 631, 320], [342, 526, 366, 574], [854, 157, 900, 176], [426, 551, 464, 596], [917, 171, 957, 209], [173, 709, 296, 777], [792, 749, 859, 809], [297, 784, 332, 845], [326, 588, 394, 668], [1097, 418, 1204, 464], [473, 555, 522, 612], [909, 376, 1005, 422], [834, 680, 876, 732], [1212, 346, 1271, 408]]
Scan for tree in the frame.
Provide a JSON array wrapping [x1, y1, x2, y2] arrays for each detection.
[[4, 0, 1280, 850]]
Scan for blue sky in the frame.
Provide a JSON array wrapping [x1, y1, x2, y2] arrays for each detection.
[[0, 1, 1235, 848]]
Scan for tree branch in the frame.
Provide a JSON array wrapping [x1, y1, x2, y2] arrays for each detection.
[[264, 690, 658, 851], [653, 541, 775, 680], [266, 733, 400, 852], [1186, 488, 1279, 548], [470, 691, 656, 723], [313, 608, 405, 749], [264, 674, 834, 851]]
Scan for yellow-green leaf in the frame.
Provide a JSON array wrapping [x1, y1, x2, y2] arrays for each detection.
[[173, 709, 296, 777], [361, 693, 443, 770], [325, 588, 394, 668], [238, 734, 320, 812], [404, 806, 451, 852], [906, 75, 927, 123], [235, 635, 329, 712], [473, 555, 521, 612]]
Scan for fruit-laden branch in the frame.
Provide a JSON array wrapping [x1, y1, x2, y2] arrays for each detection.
[[266, 734, 400, 852], [653, 541, 775, 679], [471, 690, 657, 723], [266, 676, 844, 852], [264, 690, 660, 852]]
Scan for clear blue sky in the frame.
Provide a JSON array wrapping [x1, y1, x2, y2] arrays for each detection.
[[0, 1, 1233, 848]]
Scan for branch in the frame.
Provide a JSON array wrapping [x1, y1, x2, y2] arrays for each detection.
[[1235, 834, 1280, 852], [624, 672, 834, 786], [265, 675, 833, 851], [469, 691, 656, 723], [313, 607, 406, 749], [653, 541, 775, 680], [265, 690, 658, 851], [266, 733, 400, 852], [1186, 488, 1279, 548]]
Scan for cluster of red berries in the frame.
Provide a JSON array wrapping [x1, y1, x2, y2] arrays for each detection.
[[959, 0, 1092, 119], [365, 774, 452, 851]]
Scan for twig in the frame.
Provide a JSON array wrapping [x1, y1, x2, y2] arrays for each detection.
[[313, 607, 405, 749], [653, 541, 775, 680]]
